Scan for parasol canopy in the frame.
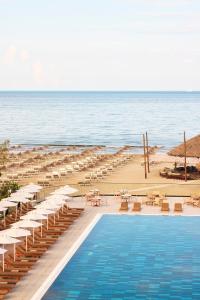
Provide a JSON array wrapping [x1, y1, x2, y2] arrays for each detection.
[[169, 134, 200, 158]]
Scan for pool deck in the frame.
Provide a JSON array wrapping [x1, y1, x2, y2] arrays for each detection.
[[5, 196, 200, 300]]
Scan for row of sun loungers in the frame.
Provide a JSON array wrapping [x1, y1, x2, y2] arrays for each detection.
[[0, 204, 84, 299], [119, 202, 183, 212]]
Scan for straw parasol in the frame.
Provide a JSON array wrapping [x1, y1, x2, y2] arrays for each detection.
[[169, 134, 200, 158], [0, 234, 20, 264], [0, 247, 7, 272]]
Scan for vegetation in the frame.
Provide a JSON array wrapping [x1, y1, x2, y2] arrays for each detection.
[[0, 139, 10, 167], [0, 181, 20, 200]]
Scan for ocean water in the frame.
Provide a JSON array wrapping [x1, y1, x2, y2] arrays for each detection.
[[42, 215, 200, 300], [0, 91, 199, 149]]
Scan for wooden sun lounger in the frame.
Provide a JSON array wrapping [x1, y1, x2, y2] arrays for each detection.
[[174, 203, 183, 212], [132, 202, 141, 212], [161, 202, 170, 212], [119, 202, 129, 211]]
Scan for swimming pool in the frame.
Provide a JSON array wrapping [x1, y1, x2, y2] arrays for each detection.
[[42, 215, 200, 299]]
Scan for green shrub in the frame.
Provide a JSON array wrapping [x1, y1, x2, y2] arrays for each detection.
[[0, 181, 20, 200]]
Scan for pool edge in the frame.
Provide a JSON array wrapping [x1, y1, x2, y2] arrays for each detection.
[[31, 213, 102, 300]]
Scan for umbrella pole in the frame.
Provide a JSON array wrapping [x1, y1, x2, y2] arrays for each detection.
[[3, 211, 6, 228], [3, 252, 4, 272], [26, 236, 28, 252], [33, 228, 35, 244], [47, 216, 49, 230], [54, 214, 56, 225], [14, 244, 16, 262], [41, 221, 43, 237], [3, 244, 5, 272]]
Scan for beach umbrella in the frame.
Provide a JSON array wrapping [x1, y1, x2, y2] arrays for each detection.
[[12, 220, 41, 244], [51, 185, 78, 195], [12, 191, 35, 199], [0, 234, 20, 263], [0, 200, 18, 219], [46, 195, 70, 201], [34, 208, 55, 230], [0, 207, 8, 227], [36, 202, 61, 224], [3, 228, 31, 253], [20, 212, 47, 237], [22, 183, 42, 190], [0, 247, 7, 272]]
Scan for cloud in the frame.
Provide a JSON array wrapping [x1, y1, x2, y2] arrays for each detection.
[[32, 62, 44, 84], [2, 45, 17, 65], [20, 49, 30, 62]]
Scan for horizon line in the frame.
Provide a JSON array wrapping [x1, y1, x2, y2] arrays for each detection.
[[0, 90, 199, 93]]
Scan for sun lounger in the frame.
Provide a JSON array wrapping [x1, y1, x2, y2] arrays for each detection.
[[119, 202, 129, 211], [132, 202, 141, 212], [161, 202, 170, 212], [174, 203, 183, 212]]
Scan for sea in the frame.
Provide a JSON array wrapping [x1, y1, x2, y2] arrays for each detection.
[[0, 91, 199, 151]]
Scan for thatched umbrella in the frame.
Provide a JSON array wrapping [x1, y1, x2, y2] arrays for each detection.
[[169, 134, 200, 158]]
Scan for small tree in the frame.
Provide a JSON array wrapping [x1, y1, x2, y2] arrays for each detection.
[[0, 139, 10, 166]]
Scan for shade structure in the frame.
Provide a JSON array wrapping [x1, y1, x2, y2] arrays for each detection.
[[0, 207, 8, 227], [0, 247, 7, 272], [0, 234, 20, 264], [0, 200, 18, 220], [51, 185, 78, 195], [21, 212, 47, 238], [21, 183, 42, 193], [12, 191, 35, 199], [169, 134, 200, 158], [9, 196, 30, 204], [46, 195, 70, 201], [12, 220, 41, 244], [0, 200, 18, 208], [36, 202, 61, 210], [34, 208, 55, 230], [3, 228, 31, 253]]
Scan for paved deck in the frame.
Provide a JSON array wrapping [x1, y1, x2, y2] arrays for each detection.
[[5, 196, 200, 300]]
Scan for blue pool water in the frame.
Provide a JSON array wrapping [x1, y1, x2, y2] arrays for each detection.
[[42, 215, 200, 299]]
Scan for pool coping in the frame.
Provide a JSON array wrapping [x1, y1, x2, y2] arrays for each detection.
[[31, 212, 200, 299], [31, 213, 102, 300]]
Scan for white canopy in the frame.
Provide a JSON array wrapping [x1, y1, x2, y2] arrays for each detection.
[[12, 220, 41, 228], [0, 248, 7, 255], [3, 228, 31, 238], [20, 212, 47, 221], [0, 234, 20, 244], [0, 200, 18, 207], [51, 185, 78, 195]]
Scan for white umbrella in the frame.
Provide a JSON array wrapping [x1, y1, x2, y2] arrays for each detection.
[[46, 195, 70, 201], [51, 185, 78, 195], [0, 200, 18, 220], [34, 208, 55, 230], [12, 220, 41, 244], [0, 247, 7, 272], [3, 228, 31, 253], [20, 212, 47, 237], [0, 234, 20, 264], [0, 207, 8, 227], [21, 183, 42, 193], [12, 191, 35, 199]]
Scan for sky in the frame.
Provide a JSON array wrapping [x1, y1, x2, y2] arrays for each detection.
[[0, 0, 200, 91]]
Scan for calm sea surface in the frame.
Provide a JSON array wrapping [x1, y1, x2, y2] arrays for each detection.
[[0, 91, 199, 149]]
